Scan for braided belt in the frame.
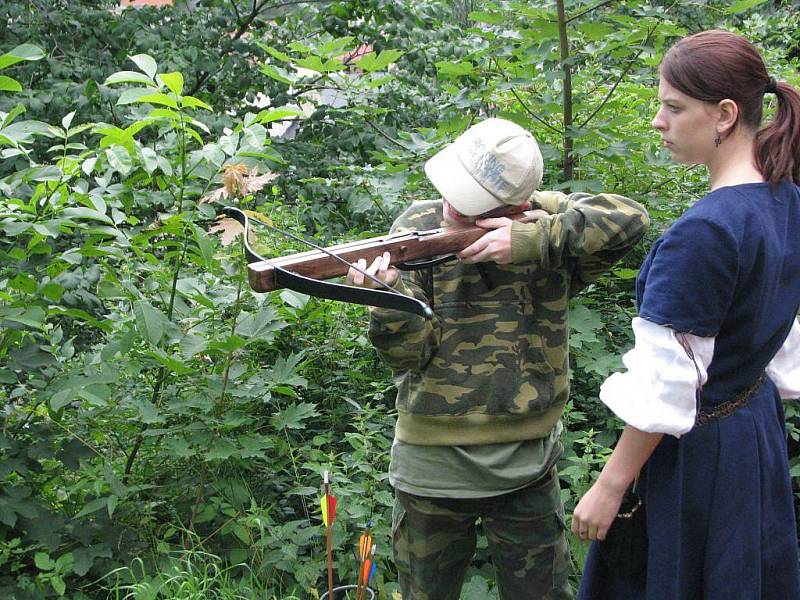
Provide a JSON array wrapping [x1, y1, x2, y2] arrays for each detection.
[[695, 372, 767, 427]]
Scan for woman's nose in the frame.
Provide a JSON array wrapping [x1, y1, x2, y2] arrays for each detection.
[[652, 108, 666, 130]]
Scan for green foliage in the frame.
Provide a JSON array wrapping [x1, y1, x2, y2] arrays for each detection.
[[1, 1, 800, 597]]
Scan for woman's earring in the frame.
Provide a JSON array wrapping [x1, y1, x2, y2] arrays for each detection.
[[714, 134, 722, 148]]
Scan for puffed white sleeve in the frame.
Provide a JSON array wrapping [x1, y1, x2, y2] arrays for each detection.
[[766, 318, 800, 400], [599, 317, 714, 437]]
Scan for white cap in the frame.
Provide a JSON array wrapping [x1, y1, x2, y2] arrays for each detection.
[[424, 118, 543, 216]]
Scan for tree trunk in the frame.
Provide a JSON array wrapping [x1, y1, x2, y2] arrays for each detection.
[[556, 0, 574, 185]]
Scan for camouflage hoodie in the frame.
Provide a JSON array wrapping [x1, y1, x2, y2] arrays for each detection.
[[369, 190, 649, 445]]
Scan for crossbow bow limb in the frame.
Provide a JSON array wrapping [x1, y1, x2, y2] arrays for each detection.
[[222, 206, 435, 319]]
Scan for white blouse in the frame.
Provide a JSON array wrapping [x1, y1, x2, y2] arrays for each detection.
[[599, 317, 800, 437]]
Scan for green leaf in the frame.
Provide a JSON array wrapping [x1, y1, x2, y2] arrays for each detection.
[[460, 575, 494, 600], [204, 439, 238, 461], [132, 300, 167, 345], [256, 107, 303, 124], [1, 103, 26, 128], [468, 11, 504, 24], [137, 93, 179, 109], [50, 576, 66, 596], [140, 146, 159, 174], [158, 72, 184, 96], [256, 43, 292, 62], [318, 36, 354, 56], [208, 335, 248, 354], [165, 437, 195, 458], [270, 402, 319, 430], [179, 334, 207, 358], [181, 95, 212, 110], [130, 53, 158, 79], [50, 388, 75, 411], [106, 145, 133, 175], [116, 88, 152, 105], [613, 267, 639, 280], [295, 55, 344, 73], [725, 0, 768, 13], [238, 434, 272, 458], [41, 282, 64, 301], [104, 70, 155, 86], [0, 44, 45, 70], [260, 63, 293, 85], [106, 495, 118, 518], [0, 76, 22, 92], [201, 143, 224, 167], [63, 207, 115, 225], [435, 60, 475, 77], [356, 49, 404, 72], [135, 398, 162, 423], [71, 544, 111, 577], [34, 552, 55, 571], [236, 308, 285, 340], [232, 524, 251, 544], [1, 306, 46, 328], [10, 273, 36, 294], [144, 348, 193, 375], [74, 496, 108, 519]]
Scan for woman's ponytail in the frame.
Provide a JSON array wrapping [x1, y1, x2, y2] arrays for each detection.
[[755, 81, 800, 185]]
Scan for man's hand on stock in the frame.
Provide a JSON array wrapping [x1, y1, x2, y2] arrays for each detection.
[[458, 208, 548, 264]]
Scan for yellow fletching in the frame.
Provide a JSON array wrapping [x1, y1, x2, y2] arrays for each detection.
[[321, 495, 329, 527]]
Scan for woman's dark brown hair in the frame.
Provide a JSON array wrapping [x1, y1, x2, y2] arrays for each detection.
[[660, 30, 800, 185]]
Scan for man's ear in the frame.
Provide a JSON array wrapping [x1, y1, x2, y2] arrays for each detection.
[[717, 98, 739, 135]]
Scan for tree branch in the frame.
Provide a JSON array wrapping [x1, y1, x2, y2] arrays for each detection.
[[489, 56, 563, 135], [578, 25, 656, 130], [566, 0, 616, 24], [362, 118, 424, 157], [508, 87, 564, 135]]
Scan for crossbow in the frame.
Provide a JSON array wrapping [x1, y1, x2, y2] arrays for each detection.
[[222, 206, 437, 319]]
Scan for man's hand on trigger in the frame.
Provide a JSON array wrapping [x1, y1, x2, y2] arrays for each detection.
[[345, 251, 399, 289]]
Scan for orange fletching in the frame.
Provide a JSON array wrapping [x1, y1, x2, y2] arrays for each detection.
[[359, 558, 373, 586], [358, 532, 373, 560]]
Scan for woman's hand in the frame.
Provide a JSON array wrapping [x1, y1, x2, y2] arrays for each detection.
[[571, 479, 627, 542], [345, 251, 399, 288]]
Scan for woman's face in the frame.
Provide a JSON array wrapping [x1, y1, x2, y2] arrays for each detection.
[[652, 76, 720, 165]]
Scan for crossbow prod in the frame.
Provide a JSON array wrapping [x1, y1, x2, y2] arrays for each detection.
[[222, 206, 438, 319]]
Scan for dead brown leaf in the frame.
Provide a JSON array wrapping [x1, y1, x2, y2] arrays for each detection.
[[209, 217, 244, 246]]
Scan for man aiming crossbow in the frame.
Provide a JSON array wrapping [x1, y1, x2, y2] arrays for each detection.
[[346, 117, 649, 600]]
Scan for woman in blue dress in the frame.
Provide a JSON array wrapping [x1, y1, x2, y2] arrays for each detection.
[[572, 30, 800, 599]]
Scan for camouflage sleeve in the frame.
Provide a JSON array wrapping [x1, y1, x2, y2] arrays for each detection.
[[367, 201, 444, 372], [367, 270, 442, 372], [510, 191, 650, 294]]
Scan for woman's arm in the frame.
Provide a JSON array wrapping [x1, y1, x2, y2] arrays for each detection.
[[571, 426, 663, 541]]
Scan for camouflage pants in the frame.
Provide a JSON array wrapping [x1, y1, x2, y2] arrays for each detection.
[[392, 466, 573, 600]]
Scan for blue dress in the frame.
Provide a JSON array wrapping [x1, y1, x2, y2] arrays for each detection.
[[578, 183, 800, 599]]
